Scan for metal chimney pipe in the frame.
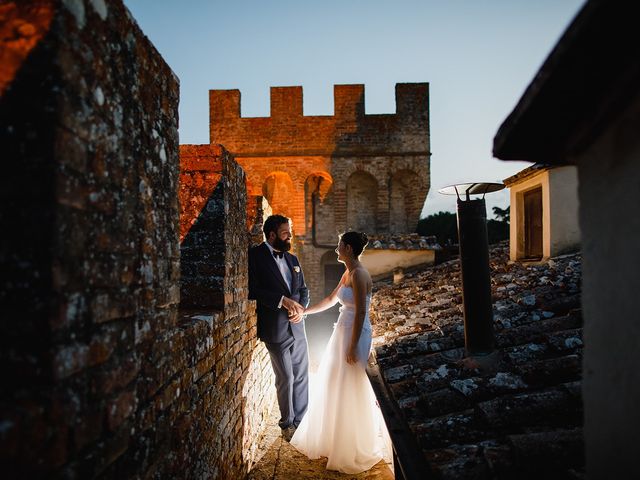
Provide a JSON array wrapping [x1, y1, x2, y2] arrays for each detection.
[[456, 197, 495, 355]]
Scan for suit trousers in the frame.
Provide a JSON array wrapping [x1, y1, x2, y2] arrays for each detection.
[[264, 334, 309, 429]]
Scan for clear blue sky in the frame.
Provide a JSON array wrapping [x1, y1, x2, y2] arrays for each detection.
[[123, 0, 585, 218]]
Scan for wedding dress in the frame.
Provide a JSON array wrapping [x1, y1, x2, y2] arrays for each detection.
[[290, 285, 389, 474]]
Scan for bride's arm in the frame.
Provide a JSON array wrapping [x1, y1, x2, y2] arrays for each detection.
[[303, 271, 347, 316], [346, 269, 369, 364]]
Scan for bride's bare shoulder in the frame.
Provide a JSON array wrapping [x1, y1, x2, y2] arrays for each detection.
[[350, 267, 372, 293], [354, 265, 371, 281]]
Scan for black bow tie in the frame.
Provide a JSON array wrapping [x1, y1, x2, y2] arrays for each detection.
[[273, 251, 284, 259]]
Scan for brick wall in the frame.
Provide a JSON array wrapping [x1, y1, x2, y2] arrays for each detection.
[[178, 144, 276, 477], [210, 84, 429, 157], [0, 2, 274, 478]]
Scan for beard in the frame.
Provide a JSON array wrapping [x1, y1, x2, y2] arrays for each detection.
[[273, 237, 291, 252]]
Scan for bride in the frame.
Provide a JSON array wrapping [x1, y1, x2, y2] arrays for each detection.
[[290, 232, 389, 474]]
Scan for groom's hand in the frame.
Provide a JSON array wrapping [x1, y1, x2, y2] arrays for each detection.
[[282, 297, 304, 316]]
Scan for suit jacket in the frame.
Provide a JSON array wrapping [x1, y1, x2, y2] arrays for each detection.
[[248, 242, 309, 343]]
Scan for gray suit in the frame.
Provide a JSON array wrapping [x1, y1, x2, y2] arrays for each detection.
[[248, 243, 310, 428]]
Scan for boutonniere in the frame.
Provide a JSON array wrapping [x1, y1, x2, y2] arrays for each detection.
[[293, 266, 300, 273]]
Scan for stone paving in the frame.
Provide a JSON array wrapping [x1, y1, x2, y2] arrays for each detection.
[[247, 400, 394, 480]]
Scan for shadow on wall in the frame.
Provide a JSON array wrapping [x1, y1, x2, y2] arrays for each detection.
[[178, 145, 277, 476], [179, 178, 225, 311]]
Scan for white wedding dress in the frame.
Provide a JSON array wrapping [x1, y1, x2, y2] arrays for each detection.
[[290, 285, 390, 474]]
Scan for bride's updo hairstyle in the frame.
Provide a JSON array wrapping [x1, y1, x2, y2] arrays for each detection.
[[340, 231, 369, 258]]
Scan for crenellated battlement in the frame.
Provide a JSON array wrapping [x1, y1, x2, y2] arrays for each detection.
[[210, 83, 429, 156], [211, 83, 428, 120]]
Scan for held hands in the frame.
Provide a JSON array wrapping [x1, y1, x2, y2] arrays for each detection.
[[282, 297, 304, 324]]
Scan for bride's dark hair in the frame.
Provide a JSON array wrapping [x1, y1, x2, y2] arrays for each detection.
[[340, 231, 369, 257]]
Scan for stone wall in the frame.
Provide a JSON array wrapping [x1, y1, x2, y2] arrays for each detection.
[[179, 144, 227, 309], [0, 2, 274, 478]]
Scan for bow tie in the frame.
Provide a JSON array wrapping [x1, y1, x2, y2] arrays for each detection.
[[273, 251, 284, 259]]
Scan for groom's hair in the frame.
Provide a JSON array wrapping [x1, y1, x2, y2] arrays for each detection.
[[263, 214, 290, 238]]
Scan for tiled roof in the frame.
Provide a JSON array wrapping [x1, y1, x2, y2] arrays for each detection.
[[502, 163, 552, 187], [369, 242, 584, 478], [367, 233, 441, 251]]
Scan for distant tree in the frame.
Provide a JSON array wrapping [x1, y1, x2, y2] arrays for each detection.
[[492, 205, 510, 223], [488, 205, 510, 244], [487, 219, 509, 244], [417, 207, 510, 245], [416, 211, 458, 245]]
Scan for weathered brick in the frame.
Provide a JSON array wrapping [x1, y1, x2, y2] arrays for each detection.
[[106, 389, 137, 432], [3, 1, 277, 478], [91, 353, 141, 396], [52, 343, 89, 380], [73, 406, 103, 451]]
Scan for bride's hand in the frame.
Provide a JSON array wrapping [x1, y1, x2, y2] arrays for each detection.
[[346, 346, 358, 365], [289, 312, 303, 324]]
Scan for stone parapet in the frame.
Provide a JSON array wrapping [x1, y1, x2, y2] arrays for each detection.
[[1, 0, 180, 476], [0, 2, 274, 478], [178, 143, 276, 477]]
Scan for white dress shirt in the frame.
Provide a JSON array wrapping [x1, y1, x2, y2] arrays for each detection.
[[265, 242, 292, 308]]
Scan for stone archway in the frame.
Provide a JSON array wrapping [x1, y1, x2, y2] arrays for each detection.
[[262, 171, 295, 220], [304, 171, 334, 245], [320, 249, 344, 297], [346, 171, 378, 233]]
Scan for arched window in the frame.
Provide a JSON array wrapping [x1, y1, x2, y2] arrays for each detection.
[[304, 172, 334, 244], [320, 249, 344, 297]]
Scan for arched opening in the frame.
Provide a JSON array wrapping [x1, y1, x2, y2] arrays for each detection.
[[346, 171, 378, 232], [390, 169, 422, 233], [321, 249, 344, 298], [304, 172, 334, 246], [262, 172, 295, 220]]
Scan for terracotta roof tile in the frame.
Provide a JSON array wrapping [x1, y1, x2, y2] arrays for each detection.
[[367, 233, 440, 250], [369, 241, 584, 477]]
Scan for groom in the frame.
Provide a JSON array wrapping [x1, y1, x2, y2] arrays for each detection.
[[248, 214, 310, 441]]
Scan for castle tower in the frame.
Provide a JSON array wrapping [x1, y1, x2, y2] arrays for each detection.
[[187, 83, 431, 301]]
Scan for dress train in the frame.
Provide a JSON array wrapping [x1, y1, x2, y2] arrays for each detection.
[[290, 286, 390, 474]]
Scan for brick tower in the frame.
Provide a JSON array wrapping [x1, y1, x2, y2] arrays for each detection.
[[185, 83, 430, 301]]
